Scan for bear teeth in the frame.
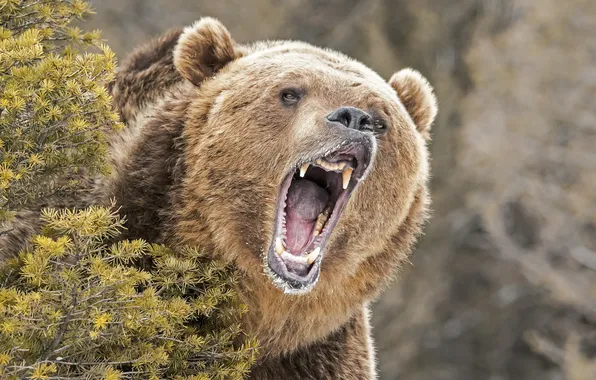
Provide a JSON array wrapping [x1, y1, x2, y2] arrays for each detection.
[[275, 237, 284, 256], [307, 247, 321, 265], [315, 158, 345, 172], [276, 236, 321, 265], [342, 167, 353, 189], [279, 248, 320, 266], [313, 209, 330, 237], [308, 158, 353, 189], [281, 250, 308, 264], [299, 163, 310, 177]]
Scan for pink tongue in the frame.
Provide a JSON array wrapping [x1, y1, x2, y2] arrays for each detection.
[[285, 179, 329, 254]]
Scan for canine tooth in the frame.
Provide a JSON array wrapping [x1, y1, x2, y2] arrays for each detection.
[[299, 163, 310, 177], [307, 247, 321, 265], [342, 167, 353, 189], [337, 162, 346, 170], [275, 238, 284, 255]]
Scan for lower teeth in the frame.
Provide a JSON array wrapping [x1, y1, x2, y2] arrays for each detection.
[[313, 209, 330, 236]]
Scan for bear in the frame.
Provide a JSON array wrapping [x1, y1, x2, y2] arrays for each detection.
[[3, 17, 437, 379]]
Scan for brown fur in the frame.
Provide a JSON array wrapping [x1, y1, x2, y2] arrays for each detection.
[[173, 18, 241, 86], [1, 18, 437, 379], [108, 28, 184, 124], [389, 68, 438, 140], [0, 210, 45, 260], [248, 306, 376, 379]]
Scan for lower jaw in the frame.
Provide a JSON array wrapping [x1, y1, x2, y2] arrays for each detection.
[[266, 250, 323, 294]]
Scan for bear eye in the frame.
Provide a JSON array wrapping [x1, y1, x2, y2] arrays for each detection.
[[373, 119, 387, 135], [280, 89, 301, 106]]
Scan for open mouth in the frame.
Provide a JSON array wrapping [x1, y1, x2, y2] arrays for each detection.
[[266, 139, 375, 294]]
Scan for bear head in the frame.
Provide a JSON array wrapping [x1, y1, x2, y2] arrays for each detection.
[[169, 18, 437, 298]]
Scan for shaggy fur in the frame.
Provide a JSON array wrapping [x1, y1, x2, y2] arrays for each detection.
[[248, 306, 376, 379], [1, 18, 437, 379], [173, 18, 240, 85]]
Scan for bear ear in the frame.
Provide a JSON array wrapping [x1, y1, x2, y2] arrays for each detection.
[[173, 17, 240, 86], [388, 68, 438, 140]]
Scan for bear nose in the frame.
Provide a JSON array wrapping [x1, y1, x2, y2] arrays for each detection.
[[326, 106, 373, 131]]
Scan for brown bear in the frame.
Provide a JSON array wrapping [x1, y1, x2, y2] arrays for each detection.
[[4, 17, 437, 379]]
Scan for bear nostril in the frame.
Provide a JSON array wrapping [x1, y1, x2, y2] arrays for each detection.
[[326, 107, 372, 132]]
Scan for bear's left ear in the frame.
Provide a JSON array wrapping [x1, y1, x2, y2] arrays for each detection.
[[388, 68, 438, 140], [173, 17, 241, 86]]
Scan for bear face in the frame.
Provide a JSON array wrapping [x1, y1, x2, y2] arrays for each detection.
[[171, 19, 437, 295]]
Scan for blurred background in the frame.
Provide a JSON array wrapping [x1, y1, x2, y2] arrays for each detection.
[[86, 1, 596, 379]]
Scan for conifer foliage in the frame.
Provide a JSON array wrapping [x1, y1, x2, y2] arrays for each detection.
[[0, 1, 257, 378], [0, 0, 119, 223]]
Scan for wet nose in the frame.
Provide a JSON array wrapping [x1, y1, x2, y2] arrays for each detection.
[[325, 106, 372, 131]]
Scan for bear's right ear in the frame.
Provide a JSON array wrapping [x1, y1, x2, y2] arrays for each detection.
[[173, 18, 240, 86]]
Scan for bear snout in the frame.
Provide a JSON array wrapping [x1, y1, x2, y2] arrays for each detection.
[[325, 106, 373, 132]]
